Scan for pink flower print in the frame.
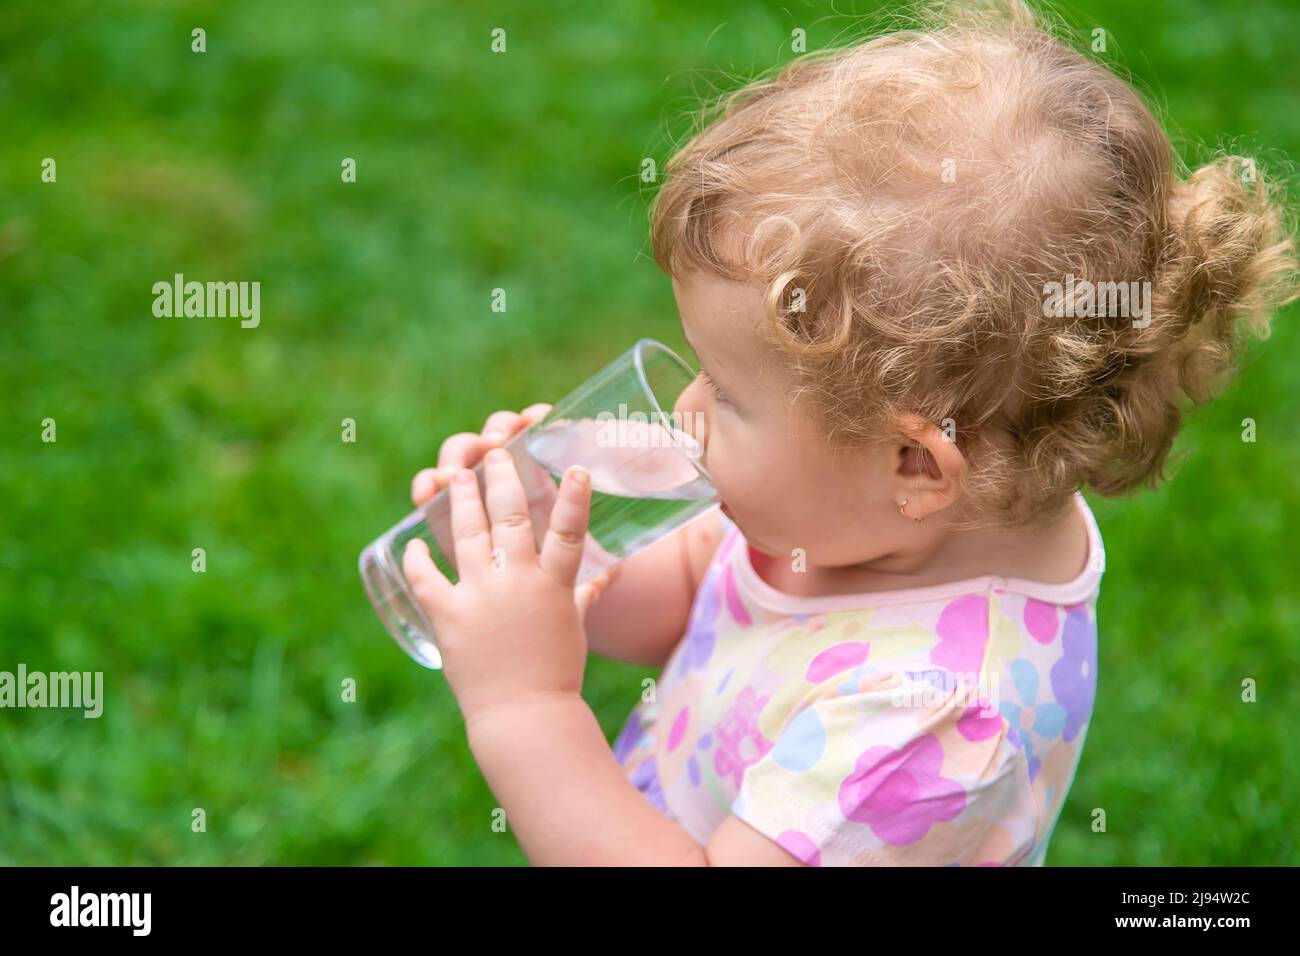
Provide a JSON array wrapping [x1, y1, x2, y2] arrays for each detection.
[[721, 564, 753, 626], [932, 595, 990, 675], [776, 830, 822, 867], [903, 670, 1003, 743], [839, 734, 967, 845], [713, 687, 774, 790], [1022, 598, 1059, 644], [666, 707, 690, 752], [956, 699, 1005, 743], [805, 641, 872, 684]]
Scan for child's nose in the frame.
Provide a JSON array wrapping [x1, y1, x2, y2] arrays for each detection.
[[672, 379, 711, 458]]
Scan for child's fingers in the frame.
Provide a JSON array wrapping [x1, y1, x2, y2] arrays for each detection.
[[437, 432, 486, 470], [480, 410, 523, 446], [482, 404, 552, 446], [418, 406, 554, 508], [538, 466, 591, 587], [447, 467, 493, 576], [519, 403, 553, 428], [482, 448, 539, 566], [403, 538, 453, 612], [574, 569, 613, 619], [411, 467, 447, 507]]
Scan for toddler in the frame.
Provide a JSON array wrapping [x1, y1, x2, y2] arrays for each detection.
[[406, 0, 1296, 865]]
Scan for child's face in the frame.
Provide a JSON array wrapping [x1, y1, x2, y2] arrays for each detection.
[[670, 270, 914, 567]]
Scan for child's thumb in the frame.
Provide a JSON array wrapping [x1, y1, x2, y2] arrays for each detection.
[[574, 567, 618, 618]]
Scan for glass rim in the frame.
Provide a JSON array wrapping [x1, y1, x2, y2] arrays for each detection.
[[523, 337, 715, 486], [631, 337, 714, 485]]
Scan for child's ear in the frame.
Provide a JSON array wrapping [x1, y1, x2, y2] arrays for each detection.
[[890, 413, 966, 521]]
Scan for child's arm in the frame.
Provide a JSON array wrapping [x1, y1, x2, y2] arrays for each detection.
[[466, 696, 807, 866], [413, 404, 725, 668], [404, 435, 802, 865]]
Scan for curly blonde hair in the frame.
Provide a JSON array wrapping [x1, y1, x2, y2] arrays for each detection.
[[650, 0, 1298, 525]]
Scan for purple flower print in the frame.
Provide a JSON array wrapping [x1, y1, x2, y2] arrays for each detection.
[[676, 566, 721, 677], [612, 709, 644, 766], [714, 687, 774, 790], [688, 732, 713, 787], [839, 734, 967, 845], [1050, 608, 1097, 743], [628, 756, 668, 813]]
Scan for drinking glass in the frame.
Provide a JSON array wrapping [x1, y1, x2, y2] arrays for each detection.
[[359, 338, 719, 668]]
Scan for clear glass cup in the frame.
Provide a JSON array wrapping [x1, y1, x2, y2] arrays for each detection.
[[359, 338, 719, 668]]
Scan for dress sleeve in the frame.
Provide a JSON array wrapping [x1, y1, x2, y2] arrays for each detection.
[[730, 668, 1039, 866]]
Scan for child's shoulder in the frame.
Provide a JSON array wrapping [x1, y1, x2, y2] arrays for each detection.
[[708, 492, 1104, 625]]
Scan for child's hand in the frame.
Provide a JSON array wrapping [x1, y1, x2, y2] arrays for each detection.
[[401, 448, 613, 725], [409, 403, 554, 509]]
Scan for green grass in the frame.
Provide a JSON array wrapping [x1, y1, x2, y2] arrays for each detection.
[[1, 0, 1297, 865]]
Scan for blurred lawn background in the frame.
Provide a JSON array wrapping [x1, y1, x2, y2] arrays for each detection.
[[1, 0, 1296, 865]]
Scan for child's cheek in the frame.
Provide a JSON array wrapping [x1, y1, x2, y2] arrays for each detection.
[[714, 447, 768, 517]]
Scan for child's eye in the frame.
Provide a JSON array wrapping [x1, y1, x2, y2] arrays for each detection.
[[699, 369, 728, 403]]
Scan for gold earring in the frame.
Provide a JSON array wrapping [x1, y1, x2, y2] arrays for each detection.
[[899, 498, 924, 523]]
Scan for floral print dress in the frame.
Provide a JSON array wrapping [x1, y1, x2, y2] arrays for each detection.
[[613, 493, 1103, 866]]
